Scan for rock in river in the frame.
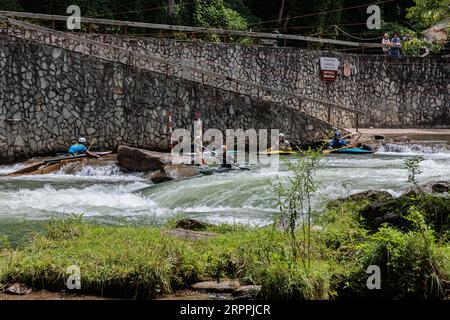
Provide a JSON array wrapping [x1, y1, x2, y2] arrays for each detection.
[[117, 145, 173, 171], [147, 165, 201, 184], [5, 283, 32, 295]]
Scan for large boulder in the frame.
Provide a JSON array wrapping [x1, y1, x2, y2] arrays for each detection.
[[117, 146, 176, 171], [146, 165, 201, 184]]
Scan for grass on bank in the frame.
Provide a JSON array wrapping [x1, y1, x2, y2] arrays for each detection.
[[0, 197, 449, 300]]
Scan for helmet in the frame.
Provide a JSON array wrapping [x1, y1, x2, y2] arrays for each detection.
[[279, 133, 285, 137], [78, 137, 87, 144]]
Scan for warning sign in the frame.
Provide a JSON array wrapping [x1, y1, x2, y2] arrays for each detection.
[[319, 57, 339, 82]]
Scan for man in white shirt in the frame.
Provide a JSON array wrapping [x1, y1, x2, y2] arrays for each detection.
[[382, 33, 391, 55]]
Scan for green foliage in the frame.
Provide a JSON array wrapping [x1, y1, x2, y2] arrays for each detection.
[[345, 209, 449, 299], [407, 0, 450, 29], [404, 155, 425, 189], [316, 201, 368, 252], [0, 0, 22, 11], [402, 37, 430, 56], [274, 148, 322, 267], [193, 0, 248, 42], [0, 235, 10, 250]]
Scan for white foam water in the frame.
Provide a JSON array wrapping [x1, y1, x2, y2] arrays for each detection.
[[0, 144, 449, 226]]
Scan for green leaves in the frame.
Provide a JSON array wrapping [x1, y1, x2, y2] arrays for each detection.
[[406, 0, 450, 29], [404, 155, 424, 189]]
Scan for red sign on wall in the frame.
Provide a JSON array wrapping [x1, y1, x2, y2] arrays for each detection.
[[320, 70, 337, 81]]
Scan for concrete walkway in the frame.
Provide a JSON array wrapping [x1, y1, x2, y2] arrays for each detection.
[[346, 128, 450, 136]]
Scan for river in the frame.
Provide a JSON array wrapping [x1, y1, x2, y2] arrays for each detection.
[[0, 142, 449, 245]]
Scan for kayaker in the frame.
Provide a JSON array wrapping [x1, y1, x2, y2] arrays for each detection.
[[68, 137, 100, 158], [275, 133, 291, 151], [329, 130, 348, 149], [221, 145, 234, 168]]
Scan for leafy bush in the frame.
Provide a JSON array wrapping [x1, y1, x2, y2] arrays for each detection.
[[343, 209, 449, 299]]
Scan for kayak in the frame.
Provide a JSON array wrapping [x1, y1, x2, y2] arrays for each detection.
[[200, 166, 250, 175], [5, 151, 113, 176], [325, 147, 374, 155], [258, 150, 297, 155]]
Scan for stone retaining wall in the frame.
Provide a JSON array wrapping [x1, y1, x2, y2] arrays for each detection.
[[0, 35, 331, 163], [87, 34, 450, 128]]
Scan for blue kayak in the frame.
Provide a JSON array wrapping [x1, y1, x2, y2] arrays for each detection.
[[330, 147, 374, 154]]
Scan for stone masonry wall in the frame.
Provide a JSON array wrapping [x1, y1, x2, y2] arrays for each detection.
[[89, 34, 450, 128], [0, 35, 331, 163]]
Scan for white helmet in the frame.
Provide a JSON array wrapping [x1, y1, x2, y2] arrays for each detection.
[[78, 137, 87, 144], [279, 133, 285, 137]]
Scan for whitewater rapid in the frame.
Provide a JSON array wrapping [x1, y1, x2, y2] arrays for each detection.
[[0, 145, 449, 228]]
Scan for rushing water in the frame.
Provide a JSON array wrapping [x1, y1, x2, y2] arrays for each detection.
[[0, 142, 449, 245]]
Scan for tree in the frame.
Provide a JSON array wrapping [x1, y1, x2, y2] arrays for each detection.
[[407, 0, 450, 29], [0, 0, 23, 11]]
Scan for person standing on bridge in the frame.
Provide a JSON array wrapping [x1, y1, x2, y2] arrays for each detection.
[[382, 33, 391, 55], [389, 33, 402, 57]]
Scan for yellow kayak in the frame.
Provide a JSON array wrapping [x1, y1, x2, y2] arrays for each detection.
[[258, 150, 298, 155]]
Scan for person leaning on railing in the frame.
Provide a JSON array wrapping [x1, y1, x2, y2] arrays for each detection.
[[389, 33, 402, 58], [382, 33, 391, 55]]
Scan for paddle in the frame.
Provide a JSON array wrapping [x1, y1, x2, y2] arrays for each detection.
[[87, 138, 97, 152]]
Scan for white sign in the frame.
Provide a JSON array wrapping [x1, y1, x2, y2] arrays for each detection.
[[320, 57, 340, 71]]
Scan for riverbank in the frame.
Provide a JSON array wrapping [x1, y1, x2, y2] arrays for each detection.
[[1, 187, 448, 300]]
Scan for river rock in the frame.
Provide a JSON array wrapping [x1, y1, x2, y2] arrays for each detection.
[[175, 218, 212, 231], [60, 157, 118, 174], [117, 146, 191, 171], [5, 283, 32, 295], [164, 165, 200, 180], [346, 190, 394, 203], [333, 190, 394, 205], [162, 229, 217, 241], [403, 181, 450, 197], [232, 285, 262, 300], [148, 170, 173, 184], [147, 165, 201, 184], [191, 280, 240, 293], [117, 145, 173, 171]]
